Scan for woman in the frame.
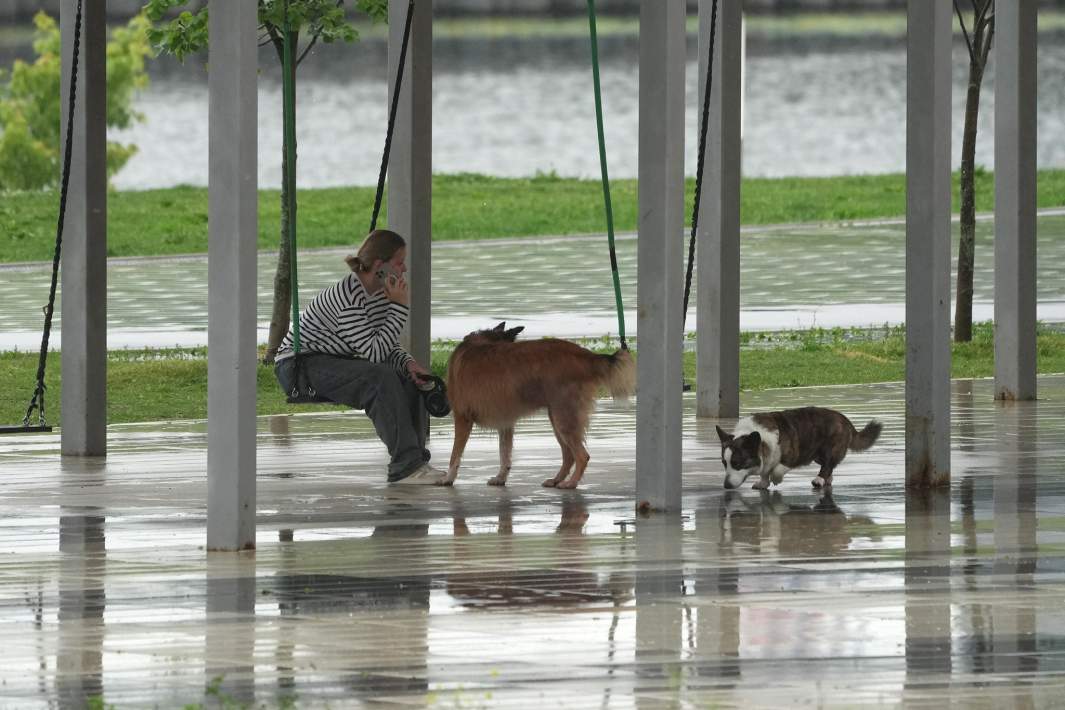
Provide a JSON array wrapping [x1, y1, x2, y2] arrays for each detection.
[[275, 229, 446, 484]]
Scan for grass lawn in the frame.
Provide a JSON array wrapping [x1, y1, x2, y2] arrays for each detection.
[[2, 325, 1063, 426], [3, 169, 1065, 263]]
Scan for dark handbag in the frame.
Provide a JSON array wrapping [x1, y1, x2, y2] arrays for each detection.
[[418, 375, 451, 418]]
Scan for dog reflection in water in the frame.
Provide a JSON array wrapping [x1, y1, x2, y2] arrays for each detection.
[[719, 490, 881, 557], [442, 322, 635, 489], [447, 497, 631, 610]]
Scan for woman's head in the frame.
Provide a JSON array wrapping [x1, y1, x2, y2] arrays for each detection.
[[345, 229, 407, 274]]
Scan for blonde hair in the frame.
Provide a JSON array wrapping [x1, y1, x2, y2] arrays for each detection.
[[345, 229, 406, 273]]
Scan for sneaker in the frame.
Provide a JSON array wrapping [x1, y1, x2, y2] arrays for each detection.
[[392, 462, 447, 485]]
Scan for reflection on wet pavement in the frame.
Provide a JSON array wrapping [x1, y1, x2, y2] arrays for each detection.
[[2, 214, 1065, 348], [2, 376, 1065, 706]]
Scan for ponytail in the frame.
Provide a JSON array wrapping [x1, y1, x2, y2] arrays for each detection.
[[345, 229, 406, 273]]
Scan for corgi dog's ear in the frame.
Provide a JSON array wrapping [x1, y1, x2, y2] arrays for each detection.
[[493, 322, 507, 332], [744, 431, 762, 452], [716, 425, 733, 444], [504, 326, 525, 341]]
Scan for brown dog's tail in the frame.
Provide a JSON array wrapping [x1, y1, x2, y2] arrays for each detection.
[[849, 420, 882, 451], [602, 348, 636, 401]]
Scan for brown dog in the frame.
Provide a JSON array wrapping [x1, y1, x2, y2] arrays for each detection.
[[442, 322, 636, 489]]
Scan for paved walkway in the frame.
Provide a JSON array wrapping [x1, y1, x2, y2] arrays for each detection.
[[2, 214, 1064, 350], [1, 376, 1064, 707]]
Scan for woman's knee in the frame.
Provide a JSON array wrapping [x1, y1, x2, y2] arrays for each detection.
[[362, 366, 409, 408]]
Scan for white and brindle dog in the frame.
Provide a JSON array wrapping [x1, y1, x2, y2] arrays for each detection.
[[716, 406, 881, 490]]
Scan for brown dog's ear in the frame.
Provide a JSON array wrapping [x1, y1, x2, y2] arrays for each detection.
[[504, 326, 524, 340], [716, 425, 733, 443], [493, 322, 507, 332]]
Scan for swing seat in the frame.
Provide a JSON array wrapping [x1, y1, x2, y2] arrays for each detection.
[[285, 392, 335, 405], [0, 425, 53, 435]]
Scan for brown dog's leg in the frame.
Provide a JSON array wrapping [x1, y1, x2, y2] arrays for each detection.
[[489, 427, 514, 486], [557, 438, 589, 489], [543, 410, 574, 488], [442, 414, 473, 486], [553, 406, 590, 490]]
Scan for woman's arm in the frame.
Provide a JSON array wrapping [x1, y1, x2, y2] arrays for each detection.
[[387, 345, 415, 375], [336, 300, 409, 363]]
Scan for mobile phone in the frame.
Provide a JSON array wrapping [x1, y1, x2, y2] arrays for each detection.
[[375, 263, 398, 282]]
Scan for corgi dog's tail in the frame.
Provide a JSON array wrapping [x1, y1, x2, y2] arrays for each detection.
[[850, 420, 882, 452]]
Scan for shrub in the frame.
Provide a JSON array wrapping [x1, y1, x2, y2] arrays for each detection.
[[0, 12, 151, 191]]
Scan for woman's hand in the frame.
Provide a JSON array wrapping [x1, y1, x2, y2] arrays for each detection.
[[406, 359, 432, 385], [382, 273, 409, 306]]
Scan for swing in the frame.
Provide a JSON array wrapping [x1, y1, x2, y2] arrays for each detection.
[[284, 0, 415, 404], [589, 0, 719, 392], [1, 0, 84, 435], [681, 0, 720, 391], [587, 0, 719, 389]]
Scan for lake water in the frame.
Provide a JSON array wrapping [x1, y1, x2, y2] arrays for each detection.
[[76, 28, 1065, 189]]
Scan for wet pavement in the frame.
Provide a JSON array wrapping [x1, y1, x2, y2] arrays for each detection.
[[2, 211, 1064, 351], [2, 375, 1064, 707]]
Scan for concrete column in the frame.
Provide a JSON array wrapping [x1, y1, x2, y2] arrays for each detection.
[[389, 0, 432, 369], [696, 0, 742, 419], [60, 0, 106, 457], [904, 1, 952, 488], [636, 0, 686, 511], [207, 0, 258, 551], [994, 2, 1038, 402]]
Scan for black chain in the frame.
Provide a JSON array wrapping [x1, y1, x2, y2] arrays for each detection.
[[369, 0, 415, 233], [682, 0, 718, 331], [22, 0, 83, 428]]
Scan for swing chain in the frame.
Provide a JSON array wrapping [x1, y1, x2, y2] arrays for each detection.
[[18, 0, 83, 430]]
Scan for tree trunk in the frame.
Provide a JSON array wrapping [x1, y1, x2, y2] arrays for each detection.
[[954, 45, 986, 342], [264, 150, 293, 363], [264, 42, 298, 364]]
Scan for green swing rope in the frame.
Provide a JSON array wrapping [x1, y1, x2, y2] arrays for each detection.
[[586, 0, 627, 350]]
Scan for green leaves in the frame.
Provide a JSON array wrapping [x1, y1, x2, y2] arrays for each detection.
[[144, 1, 208, 63], [0, 12, 151, 190], [144, 0, 387, 62], [143, 0, 192, 23]]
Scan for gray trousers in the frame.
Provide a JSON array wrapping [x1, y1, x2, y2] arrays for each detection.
[[275, 354, 429, 481]]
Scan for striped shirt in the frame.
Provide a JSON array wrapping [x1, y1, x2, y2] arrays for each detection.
[[276, 273, 413, 374]]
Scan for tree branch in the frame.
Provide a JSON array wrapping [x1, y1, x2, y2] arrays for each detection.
[[296, 33, 320, 65], [297, 0, 347, 67], [981, 22, 995, 68], [953, 0, 976, 64], [975, 0, 994, 32], [265, 22, 286, 63]]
